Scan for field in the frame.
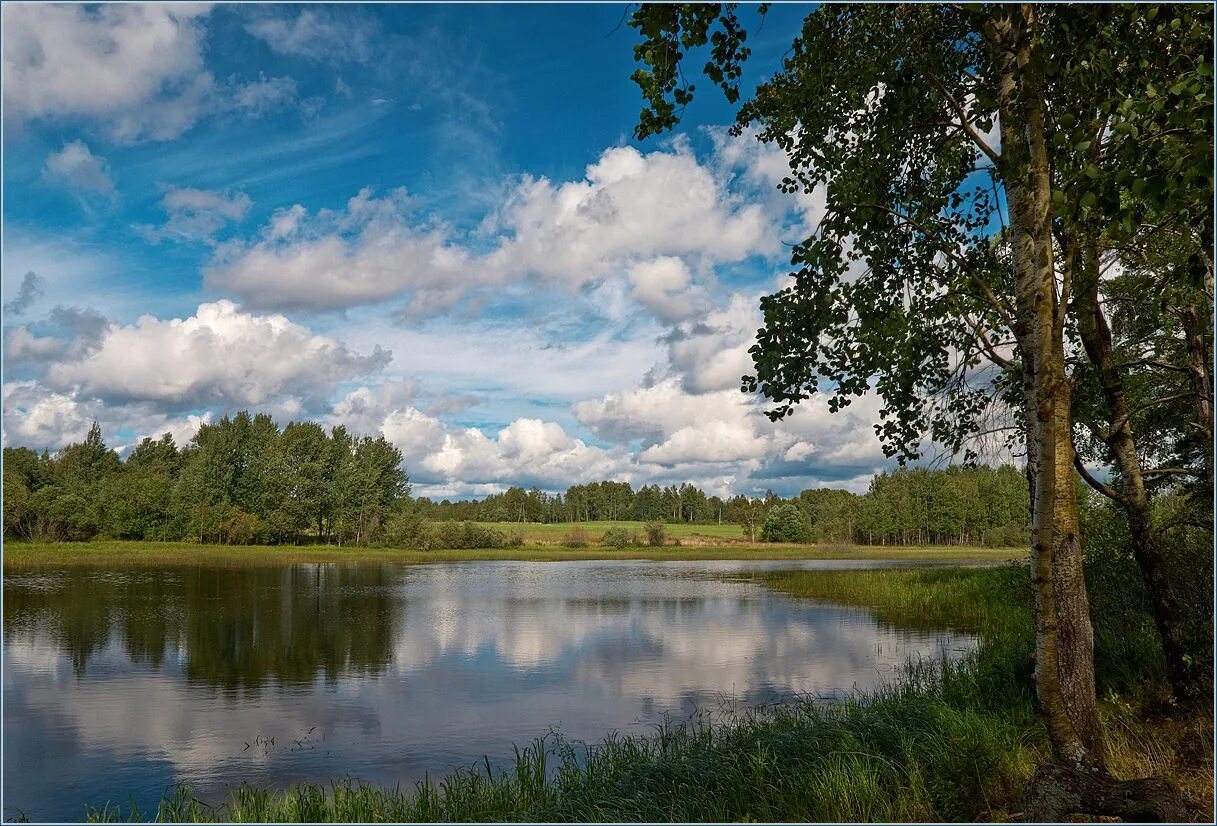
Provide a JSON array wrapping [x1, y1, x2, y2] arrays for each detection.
[[1, 536, 1025, 569]]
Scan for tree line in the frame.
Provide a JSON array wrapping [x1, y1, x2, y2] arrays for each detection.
[[3, 413, 408, 546], [4, 414, 1030, 549], [421, 465, 1030, 546]]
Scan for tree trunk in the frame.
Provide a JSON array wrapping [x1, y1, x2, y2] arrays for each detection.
[[985, 7, 1186, 819], [1180, 300, 1213, 481], [989, 4, 1103, 770], [1072, 240, 1197, 700], [1023, 762, 1186, 822]]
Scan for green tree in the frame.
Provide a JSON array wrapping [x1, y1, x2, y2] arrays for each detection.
[[760, 503, 811, 543], [628, 4, 1203, 811]]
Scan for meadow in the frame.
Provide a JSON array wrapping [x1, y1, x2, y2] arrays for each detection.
[[2, 532, 1026, 569]]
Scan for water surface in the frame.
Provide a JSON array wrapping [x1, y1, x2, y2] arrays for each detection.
[[3, 559, 977, 821]]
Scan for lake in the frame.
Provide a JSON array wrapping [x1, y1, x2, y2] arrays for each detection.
[[3, 559, 978, 821]]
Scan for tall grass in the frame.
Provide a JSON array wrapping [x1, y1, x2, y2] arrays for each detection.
[[3, 539, 1025, 569], [79, 564, 1208, 822]]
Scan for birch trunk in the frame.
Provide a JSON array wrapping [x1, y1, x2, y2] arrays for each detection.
[[988, 3, 1103, 770], [1180, 300, 1214, 481]]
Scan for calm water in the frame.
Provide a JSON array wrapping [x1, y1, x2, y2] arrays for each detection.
[[3, 559, 977, 821]]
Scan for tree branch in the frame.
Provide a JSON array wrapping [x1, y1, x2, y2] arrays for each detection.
[[1073, 454, 1126, 504], [925, 76, 1001, 164]]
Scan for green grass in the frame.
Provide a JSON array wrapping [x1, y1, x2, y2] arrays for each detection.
[[2, 539, 1026, 569], [52, 563, 1215, 821]]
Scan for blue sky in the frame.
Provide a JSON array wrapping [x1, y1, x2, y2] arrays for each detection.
[[3, 2, 897, 498]]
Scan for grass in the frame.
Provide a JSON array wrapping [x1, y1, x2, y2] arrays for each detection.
[[2, 538, 1025, 569], [74, 564, 1213, 822]]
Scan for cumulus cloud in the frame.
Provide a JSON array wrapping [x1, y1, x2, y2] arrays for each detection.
[[318, 368, 889, 497], [4, 271, 46, 315], [4, 304, 111, 371], [2, 381, 93, 449], [47, 305, 110, 342], [626, 257, 708, 323], [205, 142, 779, 315], [328, 381, 419, 436], [137, 186, 252, 244], [664, 293, 761, 394], [711, 127, 827, 240], [205, 188, 479, 312], [2, 3, 214, 142], [43, 141, 116, 196], [327, 387, 633, 492], [575, 377, 890, 490], [44, 300, 390, 408], [3, 4, 295, 142], [486, 142, 774, 285], [5, 327, 69, 366]]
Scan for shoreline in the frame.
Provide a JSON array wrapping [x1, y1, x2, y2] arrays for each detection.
[[1, 540, 1027, 568]]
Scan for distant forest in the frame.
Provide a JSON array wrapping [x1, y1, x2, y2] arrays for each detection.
[[3, 411, 1030, 547]]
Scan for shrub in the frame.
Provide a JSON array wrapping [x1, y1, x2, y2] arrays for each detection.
[[434, 521, 505, 550], [565, 527, 588, 548], [602, 527, 631, 548], [645, 521, 666, 546], [504, 529, 525, 548], [384, 507, 428, 548], [761, 503, 812, 543], [223, 509, 263, 545], [981, 524, 1028, 548]]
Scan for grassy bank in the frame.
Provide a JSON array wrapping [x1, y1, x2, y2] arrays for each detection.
[[78, 565, 1212, 822], [2, 539, 1024, 569]]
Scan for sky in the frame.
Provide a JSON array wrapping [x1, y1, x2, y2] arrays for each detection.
[[1, 1, 900, 499]]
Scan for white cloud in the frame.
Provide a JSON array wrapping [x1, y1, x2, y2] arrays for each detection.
[[44, 300, 389, 408], [575, 377, 890, 488], [486, 142, 775, 285], [330, 389, 633, 492], [245, 9, 377, 64], [3, 4, 295, 143], [2, 3, 214, 142], [328, 382, 419, 436], [2, 381, 93, 449], [664, 293, 761, 394], [640, 418, 771, 465], [205, 142, 779, 315], [4, 326, 70, 365], [205, 188, 480, 312], [137, 186, 252, 244], [626, 257, 707, 323], [43, 141, 116, 196], [710, 127, 825, 237], [228, 73, 297, 116]]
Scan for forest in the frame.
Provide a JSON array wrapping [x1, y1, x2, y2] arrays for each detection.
[[2, 411, 1031, 547]]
